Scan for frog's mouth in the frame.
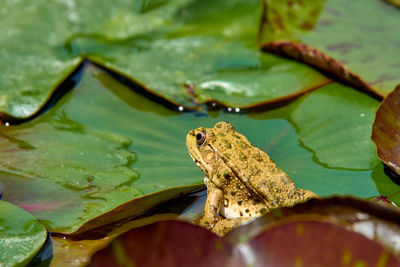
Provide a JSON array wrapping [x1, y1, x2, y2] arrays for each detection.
[[189, 152, 205, 170], [188, 150, 211, 177]]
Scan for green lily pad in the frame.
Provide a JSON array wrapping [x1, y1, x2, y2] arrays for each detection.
[[0, 0, 187, 118], [1, 0, 331, 119], [0, 65, 397, 235], [0, 200, 47, 267], [259, 0, 400, 96], [372, 85, 400, 175], [85, 36, 331, 110], [289, 83, 380, 169], [0, 64, 204, 234]]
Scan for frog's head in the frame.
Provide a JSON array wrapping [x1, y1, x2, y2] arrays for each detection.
[[186, 121, 235, 178]]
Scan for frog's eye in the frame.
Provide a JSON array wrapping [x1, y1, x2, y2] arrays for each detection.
[[196, 130, 206, 146]]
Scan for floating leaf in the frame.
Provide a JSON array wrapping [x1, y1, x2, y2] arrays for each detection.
[[89, 220, 243, 267], [0, 200, 47, 267], [372, 85, 400, 175], [50, 190, 202, 266], [0, 65, 397, 236], [51, 236, 112, 267], [243, 221, 400, 266], [228, 197, 400, 254], [86, 36, 331, 110], [259, 0, 400, 96], [89, 197, 400, 266], [1, 0, 331, 118], [288, 83, 380, 169]]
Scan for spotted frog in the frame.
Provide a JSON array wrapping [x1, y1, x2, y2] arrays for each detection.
[[186, 121, 317, 236]]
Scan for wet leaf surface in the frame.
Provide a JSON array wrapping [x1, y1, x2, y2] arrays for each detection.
[[1, 0, 331, 118], [289, 83, 380, 169], [89, 197, 400, 266], [87, 36, 331, 110], [259, 0, 400, 96], [50, 190, 203, 266], [0, 200, 48, 267], [0, 65, 203, 234], [372, 85, 400, 175], [51, 236, 112, 267], [0, 64, 397, 236]]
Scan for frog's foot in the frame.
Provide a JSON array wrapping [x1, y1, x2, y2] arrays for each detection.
[[212, 217, 249, 236], [297, 188, 318, 201], [197, 214, 223, 230]]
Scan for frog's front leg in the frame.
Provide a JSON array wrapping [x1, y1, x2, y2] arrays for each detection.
[[199, 177, 224, 229]]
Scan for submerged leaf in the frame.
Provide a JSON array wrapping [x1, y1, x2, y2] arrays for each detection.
[[0, 200, 47, 267], [260, 0, 400, 96]]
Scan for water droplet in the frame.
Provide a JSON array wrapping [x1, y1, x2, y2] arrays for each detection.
[[227, 107, 233, 112], [178, 106, 184, 111], [235, 107, 240, 113], [5, 122, 9, 127]]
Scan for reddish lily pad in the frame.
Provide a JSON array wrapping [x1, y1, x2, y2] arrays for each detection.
[[89, 197, 400, 266], [228, 197, 400, 254], [372, 85, 400, 175], [259, 0, 400, 97], [89, 220, 243, 267], [245, 220, 400, 266]]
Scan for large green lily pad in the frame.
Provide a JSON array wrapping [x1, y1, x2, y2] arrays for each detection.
[[0, 64, 397, 235], [289, 83, 379, 169], [259, 0, 400, 96], [85, 36, 331, 110], [0, 200, 47, 267], [1, 0, 331, 119]]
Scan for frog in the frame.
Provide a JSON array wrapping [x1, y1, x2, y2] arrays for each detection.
[[186, 121, 317, 236]]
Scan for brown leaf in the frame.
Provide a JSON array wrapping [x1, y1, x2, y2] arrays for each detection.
[[372, 85, 400, 175]]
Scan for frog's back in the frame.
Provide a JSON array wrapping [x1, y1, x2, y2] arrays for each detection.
[[223, 131, 316, 208]]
